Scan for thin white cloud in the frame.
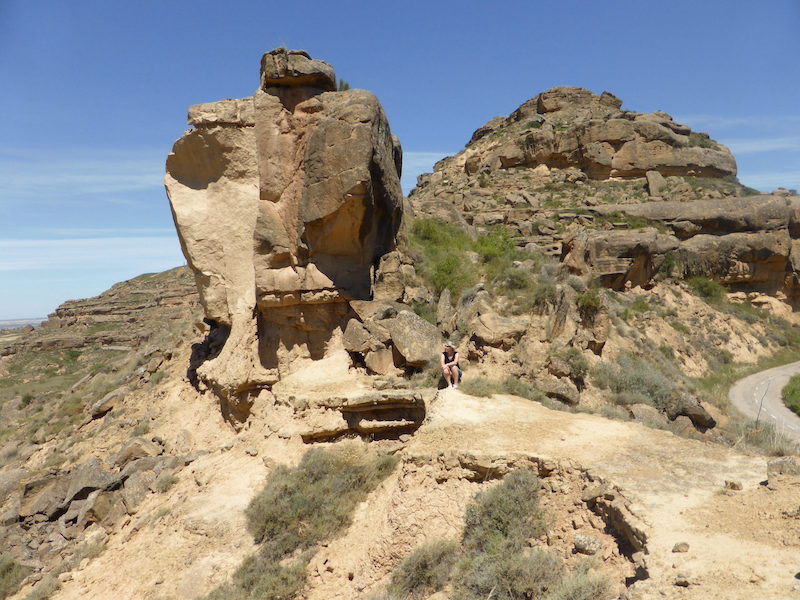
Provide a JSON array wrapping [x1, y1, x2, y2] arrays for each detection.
[[724, 137, 800, 154], [0, 236, 184, 272], [0, 147, 164, 201]]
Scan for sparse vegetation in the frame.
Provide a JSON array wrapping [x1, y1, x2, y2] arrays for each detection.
[[0, 555, 29, 600], [206, 447, 397, 600], [686, 276, 726, 302], [576, 287, 602, 323], [781, 374, 800, 417], [686, 131, 718, 149], [592, 353, 674, 409], [387, 540, 459, 599]]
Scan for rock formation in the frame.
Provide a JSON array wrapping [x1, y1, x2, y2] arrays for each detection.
[[445, 86, 736, 181], [165, 48, 403, 416], [562, 195, 800, 304]]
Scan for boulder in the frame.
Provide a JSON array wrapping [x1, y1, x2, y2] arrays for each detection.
[[666, 394, 716, 430], [381, 311, 441, 368], [112, 438, 163, 469], [470, 312, 529, 348], [342, 319, 379, 354], [646, 170, 667, 197], [539, 377, 580, 405], [90, 385, 129, 418]]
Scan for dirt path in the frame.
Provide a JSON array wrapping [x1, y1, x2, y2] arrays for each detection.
[[729, 360, 800, 441]]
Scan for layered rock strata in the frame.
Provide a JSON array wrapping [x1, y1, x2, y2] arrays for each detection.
[[165, 48, 403, 411], [562, 195, 800, 304]]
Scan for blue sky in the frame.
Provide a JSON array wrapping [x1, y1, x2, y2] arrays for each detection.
[[1, 0, 798, 319]]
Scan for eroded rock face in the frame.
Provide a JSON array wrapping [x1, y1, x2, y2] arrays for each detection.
[[461, 86, 736, 180], [562, 196, 800, 305], [166, 48, 403, 410]]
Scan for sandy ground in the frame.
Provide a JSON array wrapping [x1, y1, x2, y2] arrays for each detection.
[[26, 372, 800, 600], [729, 360, 800, 441]]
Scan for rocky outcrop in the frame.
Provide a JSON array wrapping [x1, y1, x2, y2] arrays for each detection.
[[456, 87, 736, 180], [165, 48, 403, 411], [562, 195, 800, 304]]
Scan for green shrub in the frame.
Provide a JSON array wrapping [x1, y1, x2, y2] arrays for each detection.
[[592, 353, 674, 409], [576, 288, 602, 323], [561, 348, 589, 382], [453, 470, 556, 599], [454, 548, 563, 600], [629, 296, 650, 313], [687, 132, 717, 149], [687, 276, 726, 302], [411, 301, 437, 325], [474, 229, 515, 264], [459, 377, 504, 398], [205, 555, 308, 600], [526, 121, 543, 129], [658, 252, 680, 277], [782, 374, 800, 417], [500, 377, 546, 402], [388, 540, 459, 598], [207, 447, 397, 600], [670, 320, 690, 334], [150, 370, 167, 385], [429, 255, 477, 297], [462, 470, 546, 554], [0, 555, 29, 600], [548, 561, 610, 600], [246, 447, 397, 557], [527, 278, 558, 314]]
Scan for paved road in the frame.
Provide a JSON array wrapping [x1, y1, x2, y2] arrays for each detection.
[[729, 360, 800, 441]]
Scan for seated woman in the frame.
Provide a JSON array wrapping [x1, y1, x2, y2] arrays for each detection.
[[440, 342, 462, 389]]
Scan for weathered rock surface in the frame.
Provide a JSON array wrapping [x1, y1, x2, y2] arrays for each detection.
[[165, 48, 403, 410], [562, 196, 800, 304], [461, 87, 735, 180]]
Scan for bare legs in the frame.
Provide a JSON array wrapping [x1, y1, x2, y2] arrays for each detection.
[[442, 365, 460, 388]]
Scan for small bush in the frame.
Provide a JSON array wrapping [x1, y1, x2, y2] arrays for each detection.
[[246, 447, 397, 557], [388, 540, 459, 598], [561, 348, 589, 383], [576, 288, 602, 323], [566, 275, 587, 293], [500, 376, 546, 402], [592, 353, 674, 409], [527, 278, 558, 314], [781, 374, 800, 417], [658, 252, 680, 277], [459, 377, 504, 398], [411, 301, 437, 325], [0, 555, 29, 600], [454, 548, 563, 600], [205, 555, 308, 600], [462, 470, 546, 554], [687, 276, 726, 302], [687, 131, 717, 149], [629, 296, 650, 313], [19, 394, 34, 408], [548, 561, 610, 600], [150, 370, 167, 385], [670, 320, 690, 334]]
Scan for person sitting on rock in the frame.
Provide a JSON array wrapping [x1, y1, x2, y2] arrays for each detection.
[[441, 342, 462, 389]]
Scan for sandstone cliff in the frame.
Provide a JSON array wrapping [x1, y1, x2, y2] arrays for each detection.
[[166, 48, 403, 418]]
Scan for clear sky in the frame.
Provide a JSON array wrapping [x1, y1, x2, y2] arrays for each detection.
[[1, 0, 798, 319]]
